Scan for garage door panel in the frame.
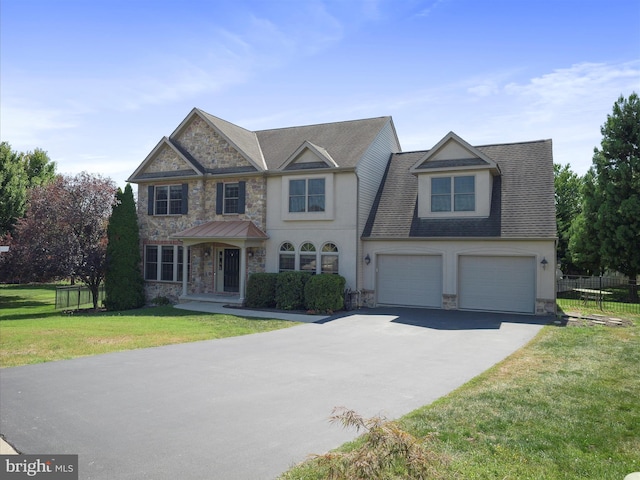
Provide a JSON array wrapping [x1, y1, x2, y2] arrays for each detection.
[[459, 256, 535, 313], [377, 255, 442, 307]]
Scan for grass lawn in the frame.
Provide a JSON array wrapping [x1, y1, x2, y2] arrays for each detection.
[[0, 284, 298, 368], [281, 313, 640, 479]]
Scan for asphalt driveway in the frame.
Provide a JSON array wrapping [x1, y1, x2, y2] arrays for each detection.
[[0, 308, 547, 479]]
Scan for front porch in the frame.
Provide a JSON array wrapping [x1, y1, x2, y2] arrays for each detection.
[[179, 292, 243, 306]]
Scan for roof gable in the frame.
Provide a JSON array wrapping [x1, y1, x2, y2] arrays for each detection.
[[256, 116, 394, 170], [410, 132, 499, 174], [279, 140, 338, 170], [171, 108, 266, 172], [127, 137, 202, 182]]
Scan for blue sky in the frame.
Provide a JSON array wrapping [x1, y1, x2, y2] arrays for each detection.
[[2, 0, 639, 188]]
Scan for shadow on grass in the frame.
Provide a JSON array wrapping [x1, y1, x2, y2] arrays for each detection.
[[316, 307, 553, 330]]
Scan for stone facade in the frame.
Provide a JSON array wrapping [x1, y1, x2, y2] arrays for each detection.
[[442, 294, 457, 310], [536, 298, 556, 315], [143, 144, 191, 174], [173, 116, 255, 171]]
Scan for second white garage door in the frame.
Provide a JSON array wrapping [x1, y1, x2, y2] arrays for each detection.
[[377, 255, 442, 308], [458, 255, 535, 314]]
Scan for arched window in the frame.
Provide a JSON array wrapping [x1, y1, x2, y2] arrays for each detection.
[[321, 243, 339, 274], [279, 242, 295, 272], [299, 242, 317, 273]]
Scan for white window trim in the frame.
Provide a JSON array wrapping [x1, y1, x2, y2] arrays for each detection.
[[155, 185, 183, 216], [223, 182, 240, 215], [145, 245, 191, 282], [281, 174, 334, 221]]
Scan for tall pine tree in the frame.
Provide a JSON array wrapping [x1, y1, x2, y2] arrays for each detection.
[[105, 184, 145, 310]]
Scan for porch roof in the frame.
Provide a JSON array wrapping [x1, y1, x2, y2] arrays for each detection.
[[171, 220, 268, 241]]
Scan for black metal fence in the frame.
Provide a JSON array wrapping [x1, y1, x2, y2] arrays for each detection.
[[557, 275, 639, 314], [55, 285, 105, 310]]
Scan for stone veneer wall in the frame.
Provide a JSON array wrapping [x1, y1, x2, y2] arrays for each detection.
[[536, 298, 557, 315], [173, 116, 255, 171], [143, 144, 189, 174]]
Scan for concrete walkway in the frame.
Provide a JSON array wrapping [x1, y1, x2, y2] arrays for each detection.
[[1, 307, 547, 479]]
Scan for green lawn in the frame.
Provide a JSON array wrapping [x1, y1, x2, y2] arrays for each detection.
[[281, 313, 640, 480], [0, 284, 298, 368]]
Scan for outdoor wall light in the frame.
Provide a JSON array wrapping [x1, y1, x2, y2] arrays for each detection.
[[204, 249, 210, 258], [540, 257, 548, 270], [364, 254, 371, 265]]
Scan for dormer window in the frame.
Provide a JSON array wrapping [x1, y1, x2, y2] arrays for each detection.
[[431, 176, 475, 212]]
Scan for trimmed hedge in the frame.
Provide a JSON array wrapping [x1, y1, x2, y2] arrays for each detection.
[[275, 271, 311, 310], [245, 273, 279, 308], [305, 274, 346, 312], [246, 271, 346, 312]]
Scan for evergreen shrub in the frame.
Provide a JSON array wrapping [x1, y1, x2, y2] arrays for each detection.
[[275, 271, 311, 310], [245, 273, 278, 308], [304, 274, 346, 312]]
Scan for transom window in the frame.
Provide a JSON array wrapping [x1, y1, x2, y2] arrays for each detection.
[[431, 176, 475, 212], [155, 185, 183, 215], [224, 183, 239, 214], [289, 178, 325, 213], [145, 245, 191, 282]]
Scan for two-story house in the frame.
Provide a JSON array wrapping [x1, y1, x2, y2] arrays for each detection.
[[128, 109, 556, 315], [128, 108, 400, 304]]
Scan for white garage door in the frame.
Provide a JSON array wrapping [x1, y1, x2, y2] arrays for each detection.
[[377, 255, 442, 307], [459, 256, 535, 314]]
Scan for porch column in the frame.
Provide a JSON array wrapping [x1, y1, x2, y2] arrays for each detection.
[[239, 245, 246, 303], [182, 244, 188, 297]]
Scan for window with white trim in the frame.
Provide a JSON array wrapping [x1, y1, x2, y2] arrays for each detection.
[[279, 242, 295, 272], [289, 178, 325, 213], [145, 245, 191, 282], [224, 183, 239, 214], [321, 243, 339, 274], [155, 185, 183, 215], [431, 175, 475, 212], [299, 242, 317, 273]]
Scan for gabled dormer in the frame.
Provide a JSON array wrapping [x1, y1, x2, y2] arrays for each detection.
[[278, 140, 339, 171], [410, 132, 500, 219]]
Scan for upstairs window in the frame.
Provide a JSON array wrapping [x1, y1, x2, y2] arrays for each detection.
[[148, 184, 188, 215], [431, 176, 475, 212], [216, 181, 245, 215], [289, 178, 325, 213], [224, 183, 239, 214]]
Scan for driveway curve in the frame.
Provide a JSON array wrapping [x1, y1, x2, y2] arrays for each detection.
[[0, 308, 546, 479]]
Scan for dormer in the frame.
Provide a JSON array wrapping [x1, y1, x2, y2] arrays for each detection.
[[278, 141, 339, 171], [410, 132, 500, 219]]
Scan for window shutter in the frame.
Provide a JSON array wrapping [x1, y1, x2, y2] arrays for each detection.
[[238, 181, 246, 214], [147, 186, 155, 215], [216, 183, 223, 215], [181, 183, 189, 214]]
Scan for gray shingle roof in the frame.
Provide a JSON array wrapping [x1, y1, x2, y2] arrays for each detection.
[[363, 139, 556, 239], [255, 117, 392, 170]]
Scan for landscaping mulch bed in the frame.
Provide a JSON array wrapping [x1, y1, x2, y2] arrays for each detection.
[[554, 313, 634, 327]]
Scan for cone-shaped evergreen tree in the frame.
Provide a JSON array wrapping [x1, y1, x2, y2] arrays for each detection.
[[105, 184, 145, 310]]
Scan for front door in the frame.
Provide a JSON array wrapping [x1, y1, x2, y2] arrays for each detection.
[[223, 248, 240, 293]]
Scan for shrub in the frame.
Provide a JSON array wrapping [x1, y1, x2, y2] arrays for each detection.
[[304, 274, 346, 312], [287, 407, 449, 480], [275, 271, 311, 310], [245, 273, 278, 308]]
